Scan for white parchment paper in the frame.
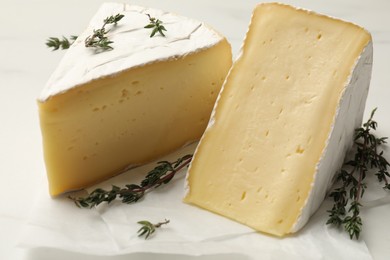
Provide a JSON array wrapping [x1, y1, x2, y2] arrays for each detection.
[[19, 144, 375, 259]]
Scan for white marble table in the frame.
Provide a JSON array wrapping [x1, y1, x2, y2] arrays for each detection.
[[1, 0, 389, 259]]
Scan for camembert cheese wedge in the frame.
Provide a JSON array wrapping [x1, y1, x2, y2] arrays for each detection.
[[184, 3, 372, 236], [38, 3, 232, 196]]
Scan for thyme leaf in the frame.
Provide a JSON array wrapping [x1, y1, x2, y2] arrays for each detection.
[[84, 13, 124, 51], [327, 108, 390, 239], [69, 154, 193, 208], [144, 14, 167, 37], [137, 219, 170, 239], [46, 35, 78, 50]]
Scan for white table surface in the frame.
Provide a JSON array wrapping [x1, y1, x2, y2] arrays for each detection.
[[1, 0, 389, 259]]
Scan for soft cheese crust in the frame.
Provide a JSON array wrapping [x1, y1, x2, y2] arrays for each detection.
[[39, 2, 223, 101], [292, 41, 373, 232]]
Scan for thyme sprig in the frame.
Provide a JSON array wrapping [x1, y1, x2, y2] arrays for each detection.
[[327, 108, 390, 239], [46, 35, 78, 50], [144, 14, 167, 37], [69, 154, 193, 208], [137, 219, 170, 239], [84, 13, 124, 51]]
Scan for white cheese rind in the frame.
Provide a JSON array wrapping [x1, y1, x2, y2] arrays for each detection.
[[292, 41, 373, 232], [39, 2, 223, 101]]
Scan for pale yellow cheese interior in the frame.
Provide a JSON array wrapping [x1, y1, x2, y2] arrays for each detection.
[[184, 3, 371, 236], [39, 40, 231, 196]]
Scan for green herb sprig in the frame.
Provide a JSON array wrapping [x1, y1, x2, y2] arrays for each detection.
[[137, 219, 170, 239], [84, 13, 124, 51], [46, 35, 78, 50], [144, 14, 167, 37], [69, 154, 193, 208], [327, 108, 390, 239]]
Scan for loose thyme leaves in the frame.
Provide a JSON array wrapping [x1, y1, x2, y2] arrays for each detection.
[[144, 14, 167, 37], [327, 108, 390, 239], [69, 154, 193, 208], [46, 14, 124, 52], [84, 13, 124, 51], [46, 35, 78, 50], [137, 219, 170, 239], [46, 13, 167, 51]]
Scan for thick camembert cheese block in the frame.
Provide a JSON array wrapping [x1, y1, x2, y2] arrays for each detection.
[[184, 3, 372, 236], [38, 3, 232, 196]]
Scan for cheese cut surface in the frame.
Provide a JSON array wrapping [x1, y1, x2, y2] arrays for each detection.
[[38, 3, 232, 196], [184, 3, 372, 237]]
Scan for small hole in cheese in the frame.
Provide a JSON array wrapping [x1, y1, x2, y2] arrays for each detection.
[[317, 33, 322, 40], [296, 146, 305, 154], [131, 80, 139, 85], [121, 89, 128, 98], [241, 191, 247, 201]]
